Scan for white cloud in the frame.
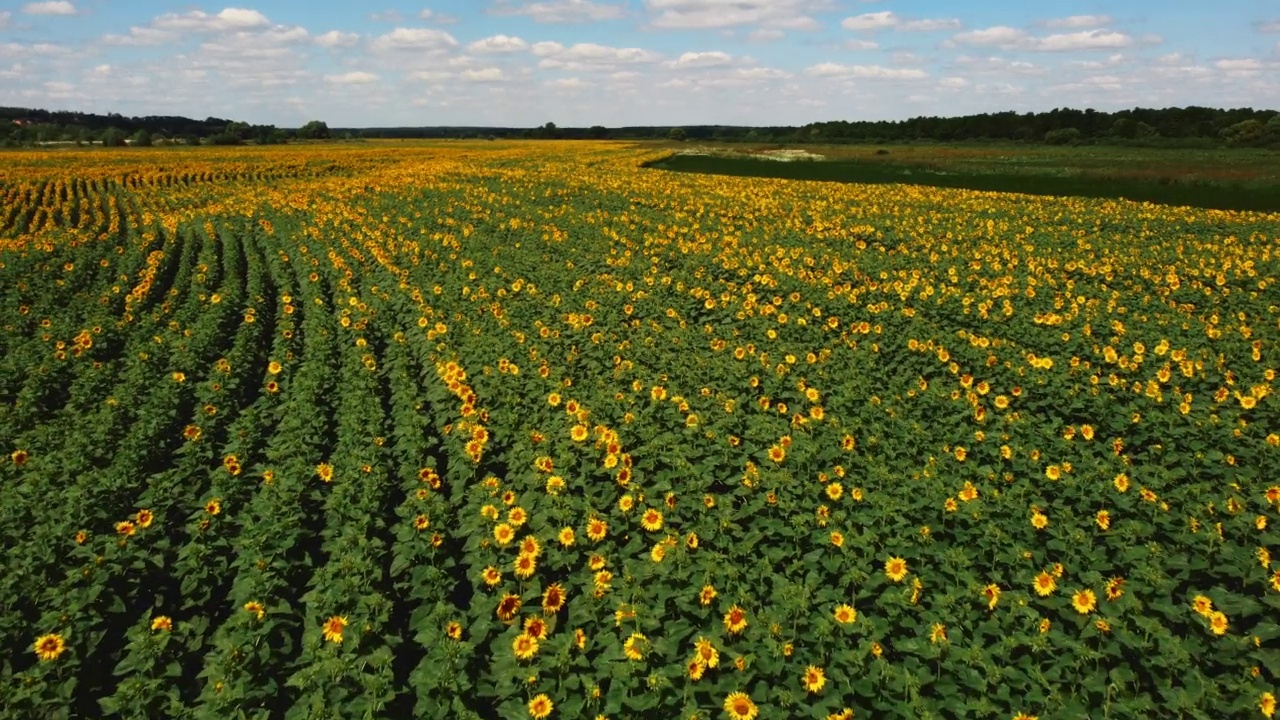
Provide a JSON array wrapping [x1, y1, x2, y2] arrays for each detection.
[[90, 63, 111, 75], [1256, 20, 1280, 32], [548, 76, 588, 89], [103, 26, 177, 46], [1043, 15, 1111, 29], [154, 8, 271, 33], [0, 11, 10, 28], [419, 9, 435, 20], [491, 0, 627, 23], [1214, 58, 1264, 71], [467, 34, 529, 53], [939, 76, 969, 88], [748, 28, 784, 41], [22, 1, 76, 16], [844, 39, 879, 50], [733, 66, 791, 80], [842, 11, 897, 31], [952, 26, 1028, 47], [461, 67, 506, 81], [325, 71, 379, 84], [646, 0, 830, 30], [1035, 30, 1133, 51], [670, 50, 732, 68], [806, 62, 928, 79], [315, 30, 360, 48], [533, 41, 662, 70], [952, 26, 1133, 52], [370, 27, 458, 52], [900, 18, 961, 32]]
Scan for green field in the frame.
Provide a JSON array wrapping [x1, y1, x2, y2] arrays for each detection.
[[646, 144, 1280, 212]]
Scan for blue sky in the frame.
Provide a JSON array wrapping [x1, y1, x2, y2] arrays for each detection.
[[1, 0, 1277, 127]]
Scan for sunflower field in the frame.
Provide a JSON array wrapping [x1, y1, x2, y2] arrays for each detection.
[[1, 141, 1278, 720]]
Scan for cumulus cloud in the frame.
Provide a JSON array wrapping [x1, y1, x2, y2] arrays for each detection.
[[370, 27, 458, 52], [952, 26, 1134, 52], [490, 0, 627, 23], [805, 62, 928, 79], [844, 40, 879, 50], [842, 11, 958, 32], [670, 50, 732, 68], [103, 26, 177, 46], [325, 71, 378, 84], [0, 11, 10, 27], [645, 0, 829, 30], [315, 30, 360, 48], [154, 8, 271, 33], [461, 67, 507, 81], [467, 34, 529, 53], [1255, 20, 1280, 32], [842, 12, 897, 31], [1214, 58, 1264, 71], [532, 41, 662, 70], [22, 1, 76, 16]]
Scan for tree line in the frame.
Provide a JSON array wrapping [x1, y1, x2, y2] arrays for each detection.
[[0, 107, 334, 147], [3, 106, 1278, 149]]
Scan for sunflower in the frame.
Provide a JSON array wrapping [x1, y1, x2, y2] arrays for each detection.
[[482, 566, 502, 586], [1095, 510, 1111, 531], [724, 605, 748, 635], [885, 557, 908, 583], [833, 604, 856, 624], [245, 601, 266, 620], [723, 691, 759, 720], [151, 616, 173, 632], [983, 584, 1001, 610], [524, 616, 548, 640], [413, 514, 430, 531], [640, 508, 663, 532], [267, 360, 282, 375], [183, 425, 202, 442], [830, 531, 845, 548], [321, 615, 347, 643], [1114, 473, 1130, 493], [527, 693, 553, 719], [1012, 714, 1040, 720], [825, 482, 843, 501], [316, 463, 333, 483], [930, 623, 947, 644], [33, 633, 66, 662], [116, 520, 137, 536], [11, 449, 29, 466], [513, 632, 540, 661], [1030, 511, 1048, 530], [520, 535, 541, 557], [1260, 692, 1276, 719], [1104, 577, 1125, 601], [508, 507, 528, 527], [870, 641, 883, 658], [446, 621, 463, 640], [585, 517, 608, 542], [589, 554, 607, 571], [1209, 611, 1229, 636], [686, 532, 699, 550], [959, 482, 978, 502], [497, 594, 522, 622], [619, 632, 647, 661], [1039, 618, 1051, 634], [687, 657, 706, 681], [1071, 589, 1097, 615], [1033, 571, 1057, 597], [204, 498, 221, 516], [1192, 595, 1214, 616], [802, 665, 826, 694], [494, 523, 515, 546], [700, 585, 717, 606], [694, 636, 719, 667], [767, 445, 786, 463], [514, 552, 537, 579], [570, 424, 589, 442], [944, 497, 958, 513]]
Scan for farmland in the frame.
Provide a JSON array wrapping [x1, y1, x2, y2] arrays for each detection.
[[1, 141, 1279, 720]]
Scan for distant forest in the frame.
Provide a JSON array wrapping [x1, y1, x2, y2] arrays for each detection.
[[2, 105, 1278, 148]]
